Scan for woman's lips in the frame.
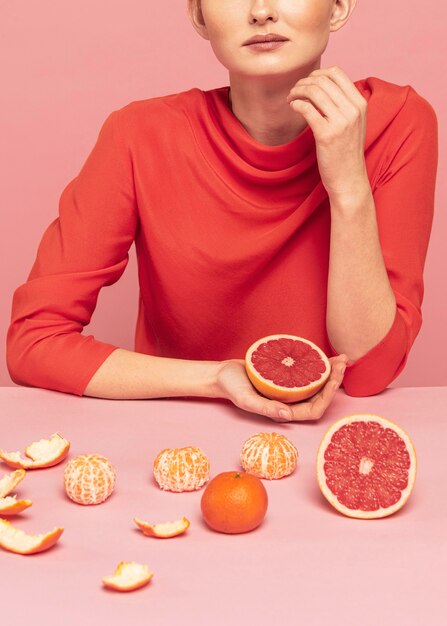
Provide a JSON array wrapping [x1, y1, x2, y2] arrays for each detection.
[[244, 40, 288, 51]]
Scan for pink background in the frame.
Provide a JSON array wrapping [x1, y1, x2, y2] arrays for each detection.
[[1, 1, 446, 388]]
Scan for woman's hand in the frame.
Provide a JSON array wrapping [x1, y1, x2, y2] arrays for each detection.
[[286, 65, 369, 202], [214, 354, 349, 422]]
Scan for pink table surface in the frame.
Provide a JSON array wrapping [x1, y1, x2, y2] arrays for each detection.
[[0, 385, 446, 625]]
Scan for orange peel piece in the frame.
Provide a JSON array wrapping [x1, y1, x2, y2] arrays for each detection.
[[0, 469, 27, 498], [0, 497, 32, 515], [0, 433, 70, 469], [0, 518, 64, 554], [133, 516, 190, 538], [102, 561, 154, 592]]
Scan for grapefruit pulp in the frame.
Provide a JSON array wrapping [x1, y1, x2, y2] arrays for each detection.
[[316, 414, 417, 519], [245, 335, 331, 403]]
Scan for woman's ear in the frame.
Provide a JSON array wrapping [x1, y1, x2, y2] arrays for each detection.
[[187, 0, 210, 40], [330, 0, 357, 32]]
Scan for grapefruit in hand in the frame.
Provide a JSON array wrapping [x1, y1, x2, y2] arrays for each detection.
[[200, 471, 268, 534], [245, 335, 331, 403], [316, 414, 417, 519]]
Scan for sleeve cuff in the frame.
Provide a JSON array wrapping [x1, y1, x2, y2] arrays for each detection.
[[9, 332, 119, 397], [327, 307, 409, 397]]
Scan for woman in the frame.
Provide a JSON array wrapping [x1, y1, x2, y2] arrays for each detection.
[[6, 0, 438, 422]]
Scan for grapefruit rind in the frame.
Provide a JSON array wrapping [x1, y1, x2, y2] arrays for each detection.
[[0, 433, 70, 469], [134, 516, 190, 538], [0, 469, 27, 498], [0, 518, 64, 554], [102, 561, 154, 591], [245, 334, 331, 403], [316, 414, 417, 519]]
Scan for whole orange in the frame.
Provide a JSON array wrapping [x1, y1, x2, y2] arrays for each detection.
[[200, 471, 268, 534]]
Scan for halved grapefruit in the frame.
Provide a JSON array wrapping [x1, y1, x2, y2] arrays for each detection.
[[0, 433, 70, 469], [316, 414, 417, 519], [134, 516, 190, 538], [245, 335, 331, 403], [0, 518, 64, 554], [102, 561, 154, 592]]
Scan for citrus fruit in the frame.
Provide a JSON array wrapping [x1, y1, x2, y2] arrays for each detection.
[[102, 561, 154, 592], [0, 518, 64, 554], [316, 414, 417, 519], [64, 454, 116, 505], [240, 432, 299, 479], [200, 471, 268, 534], [0, 433, 70, 469], [153, 446, 210, 492], [134, 516, 190, 538], [245, 334, 331, 403]]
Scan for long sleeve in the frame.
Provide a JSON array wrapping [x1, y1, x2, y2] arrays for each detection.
[[329, 88, 438, 396], [6, 108, 138, 396]]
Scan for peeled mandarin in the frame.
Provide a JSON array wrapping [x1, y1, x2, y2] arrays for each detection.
[[64, 454, 116, 505], [240, 432, 299, 480], [153, 447, 210, 492]]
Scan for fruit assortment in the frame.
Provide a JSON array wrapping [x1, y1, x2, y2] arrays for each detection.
[[0, 337, 418, 591]]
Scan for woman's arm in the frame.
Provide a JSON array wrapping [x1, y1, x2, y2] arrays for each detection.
[[326, 90, 438, 396], [326, 185, 397, 361], [83, 348, 224, 399], [6, 109, 137, 396]]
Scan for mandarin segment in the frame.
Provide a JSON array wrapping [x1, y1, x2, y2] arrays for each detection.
[[240, 432, 299, 479], [64, 454, 116, 505], [153, 446, 210, 492], [316, 414, 417, 519]]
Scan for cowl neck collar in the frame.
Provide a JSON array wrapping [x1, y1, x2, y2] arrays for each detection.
[[185, 77, 410, 210]]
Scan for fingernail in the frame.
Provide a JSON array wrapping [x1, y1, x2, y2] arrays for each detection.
[[279, 409, 292, 419]]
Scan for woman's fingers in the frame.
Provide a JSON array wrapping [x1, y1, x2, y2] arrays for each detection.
[[216, 354, 349, 423], [234, 393, 295, 423], [286, 354, 349, 422]]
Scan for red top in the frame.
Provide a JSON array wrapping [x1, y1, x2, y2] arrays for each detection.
[[7, 77, 438, 397]]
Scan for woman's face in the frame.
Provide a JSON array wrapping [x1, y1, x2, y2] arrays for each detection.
[[189, 1, 348, 79]]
